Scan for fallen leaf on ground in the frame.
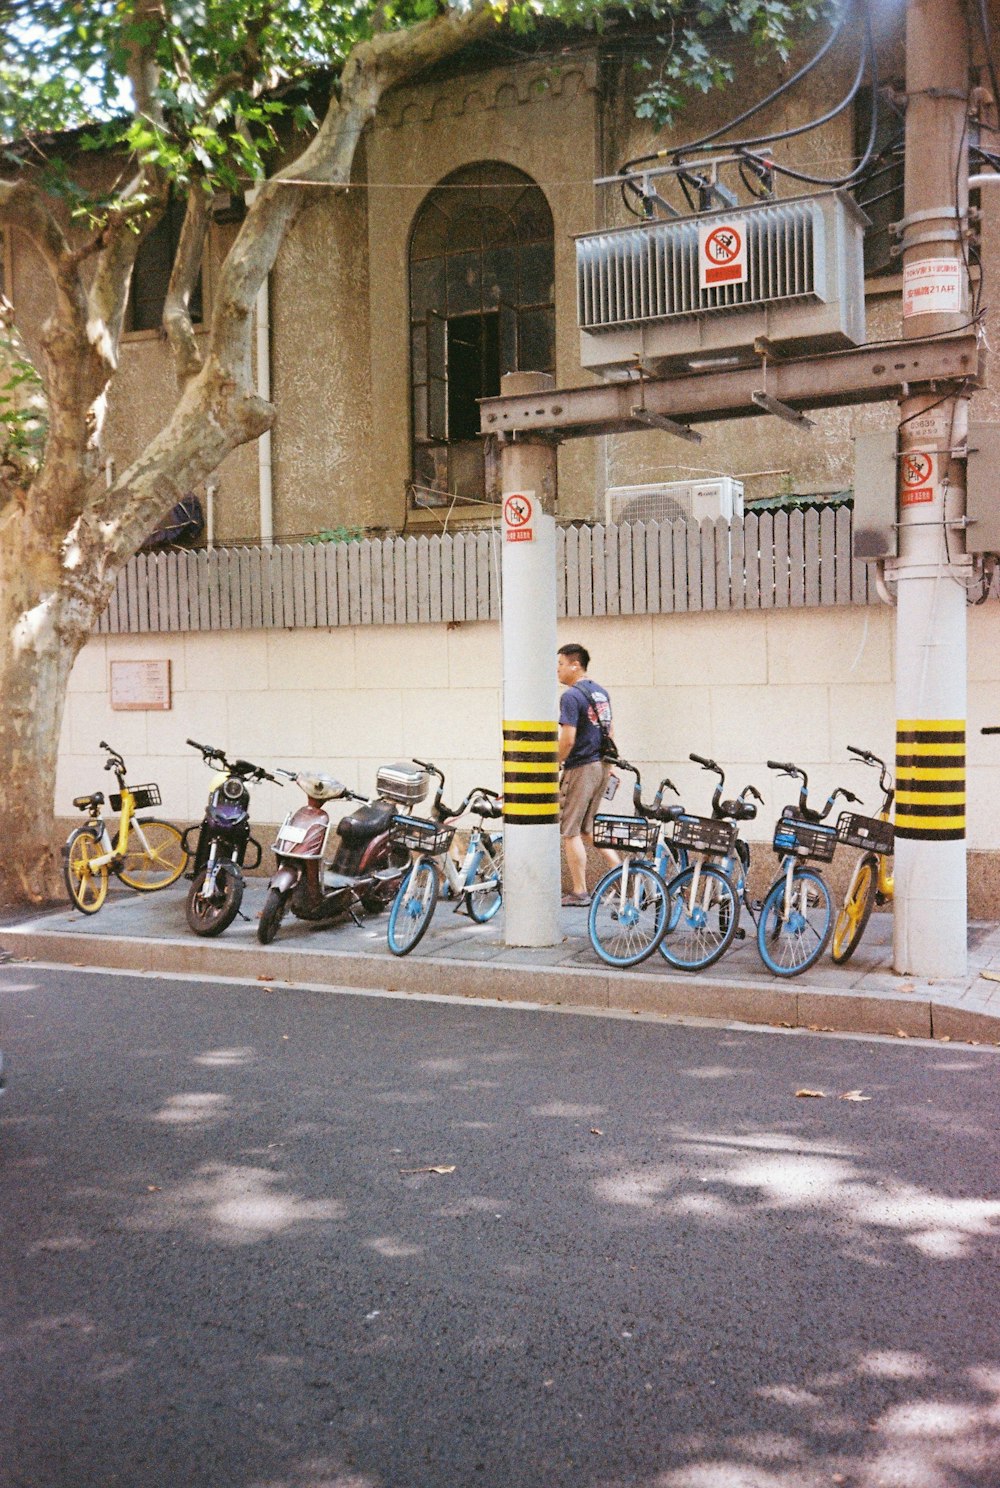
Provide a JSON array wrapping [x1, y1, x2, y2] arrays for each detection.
[[839, 1090, 871, 1102], [980, 971, 1000, 984], [399, 1165, 456, 1176], [257, 974, 274, 983], [795, 1088, 826, 1098], [938, 1035, 952, 1043], [895, 1029, 910, 1038], [590, 1128, 604, 1136], [146, 1185, 161, 1192]]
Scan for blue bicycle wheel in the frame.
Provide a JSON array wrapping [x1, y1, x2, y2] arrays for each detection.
[[387, 859, 439, 956], [756, 866, 832, 977], [658, 863, 739, 971], [465, 834, 503, 923], [588, 862, 669, 968]]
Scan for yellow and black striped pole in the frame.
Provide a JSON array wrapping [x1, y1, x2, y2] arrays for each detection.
[[498, 373, 561, 946], [503, 723, 560, 825], [895, 721, 966, 842]]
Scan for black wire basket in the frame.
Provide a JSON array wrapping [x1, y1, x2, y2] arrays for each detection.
[[670, 814, 737, 856], [772, 815, 838, 862], [389, 815, 455, 856], [110, 783, 162, 812], [836, 811, 895, 855], [591, 815, 660, 854]]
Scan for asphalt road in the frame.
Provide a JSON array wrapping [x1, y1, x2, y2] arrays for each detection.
[[2, 963, 1000, 1488]]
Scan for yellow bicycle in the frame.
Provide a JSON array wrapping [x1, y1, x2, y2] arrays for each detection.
[[63, 742, 187, 913], [830, 745, 895, 965]]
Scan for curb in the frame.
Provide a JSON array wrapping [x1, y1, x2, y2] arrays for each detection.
[[2, 921, 997, 1044]]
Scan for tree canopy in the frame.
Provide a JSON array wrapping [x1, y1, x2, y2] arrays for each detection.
[[0, 0, 823, 906]]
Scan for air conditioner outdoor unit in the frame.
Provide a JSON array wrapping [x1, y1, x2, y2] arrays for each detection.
[[605, 478, 744, 526], [577, 190, 868, 380]]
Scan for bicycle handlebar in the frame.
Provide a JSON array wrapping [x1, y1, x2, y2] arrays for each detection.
[[186, 738, 283, 784], [767, 759, 860, 822], [690, 752, 721, 774], [983, 727, 1000, 735]]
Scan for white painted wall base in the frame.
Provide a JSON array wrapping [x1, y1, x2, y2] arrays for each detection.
[[59, 603, 1000, 853]]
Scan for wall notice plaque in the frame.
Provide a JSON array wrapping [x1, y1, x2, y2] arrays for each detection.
[[110, 659, 172, 711]]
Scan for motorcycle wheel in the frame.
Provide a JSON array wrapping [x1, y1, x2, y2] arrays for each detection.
[[185, 862, 245, 937], [258, 886, 289, 945]]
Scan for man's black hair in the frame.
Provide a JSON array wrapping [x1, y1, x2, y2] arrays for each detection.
[[558, 643, 590, 671]]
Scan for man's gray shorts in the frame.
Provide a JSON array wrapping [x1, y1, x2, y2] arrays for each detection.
[[560, 760, 609, 837]]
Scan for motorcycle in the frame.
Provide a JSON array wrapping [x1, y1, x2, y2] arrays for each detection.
[[257, 761, 429, 945], [183, 739, 283, 936]]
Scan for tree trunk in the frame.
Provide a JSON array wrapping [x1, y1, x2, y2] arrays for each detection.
[[0, 533, 91, 905]]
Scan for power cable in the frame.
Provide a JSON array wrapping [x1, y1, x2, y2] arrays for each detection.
[[621, 0, 851, 172]]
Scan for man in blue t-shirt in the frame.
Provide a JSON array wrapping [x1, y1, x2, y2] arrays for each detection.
[[557, 642, 619, 907]]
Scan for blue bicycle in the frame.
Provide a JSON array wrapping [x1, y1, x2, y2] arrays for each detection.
[[757, 760, 861, 977], [587, 761, 685, 969], [659, 754, 763, 972]]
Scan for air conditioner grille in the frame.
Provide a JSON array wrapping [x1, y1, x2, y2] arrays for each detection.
[[578, 199, 820, 331]]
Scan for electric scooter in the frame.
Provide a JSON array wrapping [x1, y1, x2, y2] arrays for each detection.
[[257, 762, 429, 945], [183, 739, 284, 936]]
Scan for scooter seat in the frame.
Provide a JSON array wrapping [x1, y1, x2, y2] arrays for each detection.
[[337, 799, 396, 845], [322, 869, 362, 892]]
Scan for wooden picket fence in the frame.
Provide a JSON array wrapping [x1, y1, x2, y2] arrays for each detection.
[[97, 507, 872, 636]]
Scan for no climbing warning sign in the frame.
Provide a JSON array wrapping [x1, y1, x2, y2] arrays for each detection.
[[900, 450, 935, 508], [699, 218, 747, 289], [503, 491, 535, 543]]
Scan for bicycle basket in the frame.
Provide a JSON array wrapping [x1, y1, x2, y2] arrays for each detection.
[[772, 815, 838, 862], [388, 815, 455, 855], [836, 811, 895, 855], [670, 814, 737, 856], [109, 783, 162, 812], [591, 815, 660, 853]]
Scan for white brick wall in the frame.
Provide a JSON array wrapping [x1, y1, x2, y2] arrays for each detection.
[[60, 604, 1000, 849]]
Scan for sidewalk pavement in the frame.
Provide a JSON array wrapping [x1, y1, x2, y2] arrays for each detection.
[[2, 881, 1000, 1043]]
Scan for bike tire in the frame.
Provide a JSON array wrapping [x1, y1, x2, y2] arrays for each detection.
[[117, 818, 187, 891], [831, 853, 879, 965], [185, 862, 245, 937], [64, 826, 109, 914], [258, 886, 289, 946], [757, 867, 832, 978], [588, 862, 669, 968], [465, 834, 503, 923], [387, 859, 439, 956], [658, 863, 739, 972]]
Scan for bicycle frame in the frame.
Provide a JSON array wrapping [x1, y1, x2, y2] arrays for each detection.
[[425, 821, 500, 900], [81, 787, 147, 873]]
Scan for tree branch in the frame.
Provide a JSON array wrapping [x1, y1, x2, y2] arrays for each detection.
[[162, 182, 210, 386]]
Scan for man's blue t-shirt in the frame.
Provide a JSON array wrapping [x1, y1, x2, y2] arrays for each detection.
[[559, 680, 612, 769]]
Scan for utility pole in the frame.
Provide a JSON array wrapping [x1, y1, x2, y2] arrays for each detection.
[[891, 0, 973, 975], [498, 372, 561, 947]]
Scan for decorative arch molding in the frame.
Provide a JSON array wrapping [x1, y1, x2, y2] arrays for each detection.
[[379, 58, 599, 131]]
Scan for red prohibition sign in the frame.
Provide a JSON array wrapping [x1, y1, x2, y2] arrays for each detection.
[[504, 493, 532, 527], [901, 452, 933, 487], [705, 225, 742, 265]]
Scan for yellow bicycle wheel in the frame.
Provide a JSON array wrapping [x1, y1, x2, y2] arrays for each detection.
[[118, 818, 187, 891], [831, 854, 878, 965], [64, 826, 110, 914]]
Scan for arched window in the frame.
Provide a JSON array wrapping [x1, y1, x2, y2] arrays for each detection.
[[409, 162, 555, 507]]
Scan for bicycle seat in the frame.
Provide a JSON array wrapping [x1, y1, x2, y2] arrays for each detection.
[[73, 793, 104, 812], [720, 799, 756, 822], [657, 803, 685, 824]]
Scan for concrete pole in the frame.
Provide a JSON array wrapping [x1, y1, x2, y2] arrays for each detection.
[[892, 0, 971, 975], [498, 372, 561, 948]]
